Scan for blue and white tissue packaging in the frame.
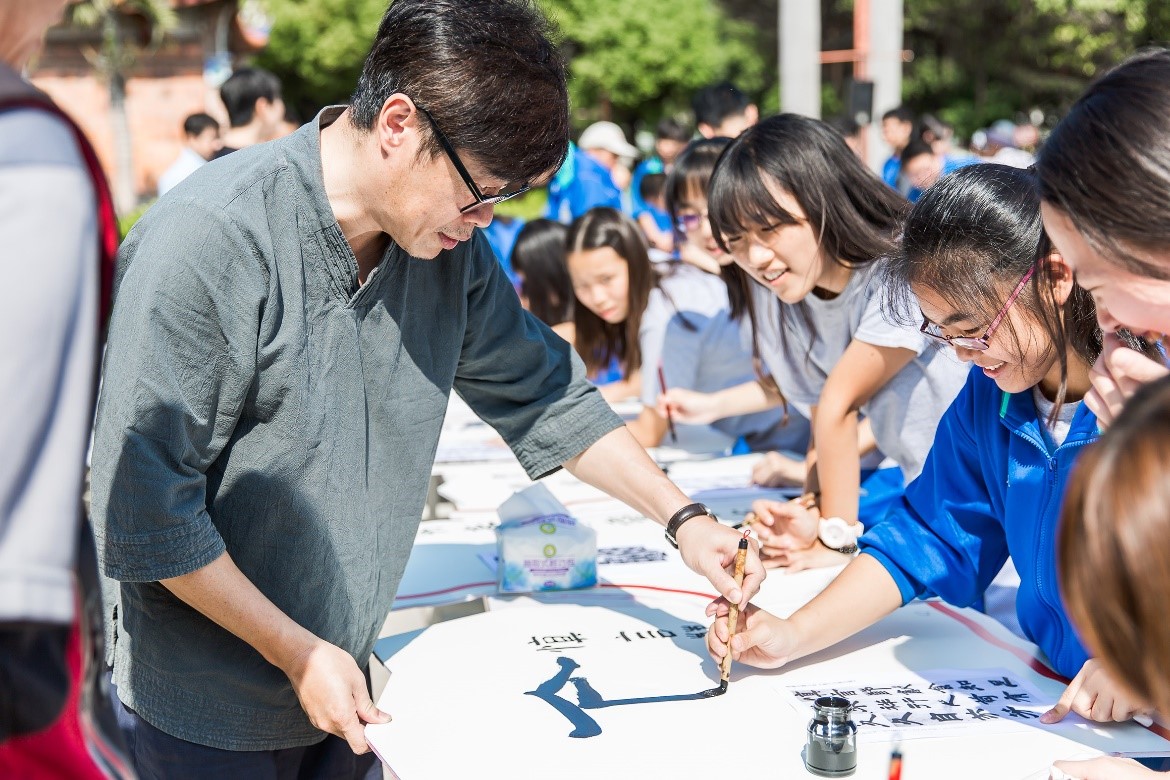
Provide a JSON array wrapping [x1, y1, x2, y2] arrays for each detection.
[[495, 483, 597, 593]]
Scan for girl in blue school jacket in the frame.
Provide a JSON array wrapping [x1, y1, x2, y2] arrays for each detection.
[[705, 164, 1160, 725]]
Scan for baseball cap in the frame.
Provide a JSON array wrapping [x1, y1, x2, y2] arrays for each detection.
[[578, 121, 639, 159]]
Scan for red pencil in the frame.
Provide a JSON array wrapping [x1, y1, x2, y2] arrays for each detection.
[[888, 744, 902, 780], [656, 365, 678, 444]]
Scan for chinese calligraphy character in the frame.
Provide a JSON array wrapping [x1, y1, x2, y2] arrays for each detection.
[[857, 713, 889, 728], [530, 633, 586, 652], [1001, 706, 1039, 719], [889, 712, 923, 726]]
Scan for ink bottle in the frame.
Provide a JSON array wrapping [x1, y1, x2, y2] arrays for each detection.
[[804, 695, 857, 777]]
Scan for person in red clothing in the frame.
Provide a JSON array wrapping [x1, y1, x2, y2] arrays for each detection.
[[0, 2, 129, 777]]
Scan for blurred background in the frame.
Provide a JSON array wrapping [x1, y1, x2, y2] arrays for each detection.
[[30, 0, 1170, 226]]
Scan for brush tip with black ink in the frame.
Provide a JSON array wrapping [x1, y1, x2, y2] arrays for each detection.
[[700, 679, 728, 697]]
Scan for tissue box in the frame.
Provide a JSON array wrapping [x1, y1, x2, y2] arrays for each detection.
[[495, 485, 597, 593]]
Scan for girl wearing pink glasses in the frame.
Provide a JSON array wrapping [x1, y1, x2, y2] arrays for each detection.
[[706, 163, 1160, 727]]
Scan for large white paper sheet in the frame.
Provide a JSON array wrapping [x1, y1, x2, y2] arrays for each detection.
[[368, 603, 1170, 779]]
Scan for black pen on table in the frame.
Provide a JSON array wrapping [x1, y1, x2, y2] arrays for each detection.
[[657, 365, 678, 444]]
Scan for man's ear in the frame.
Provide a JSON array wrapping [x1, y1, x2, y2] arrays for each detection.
[[745, 103, 759, 125], [375, 94, 420, 154]]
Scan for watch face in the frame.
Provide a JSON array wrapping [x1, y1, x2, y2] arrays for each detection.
[[820, 517, 850, 549]]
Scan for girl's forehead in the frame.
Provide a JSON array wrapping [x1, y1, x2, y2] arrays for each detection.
[[568, 245, 626, 270], [676, 185, 708, 210], [914, 285, 973, 322]]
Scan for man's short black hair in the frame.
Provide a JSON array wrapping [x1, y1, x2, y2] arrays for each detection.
[[882, 105, 915, 125], [827, 115, 861, 139], [692, 81, 750, 130], [350, 0, 569, 187], [183, 112, 219, 137], [655, 117, 691, 142], [639, 172, 667, 203], [900, 136, 933, 163], [220, 67, 282, 128]]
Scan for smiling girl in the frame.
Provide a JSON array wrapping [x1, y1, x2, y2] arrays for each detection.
[[667, 114, 968, 566], [706, 163, 1157, 726], [1037, 49, 1170, 430]]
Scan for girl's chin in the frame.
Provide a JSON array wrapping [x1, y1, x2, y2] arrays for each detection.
[[989, 369, 1034, 395]]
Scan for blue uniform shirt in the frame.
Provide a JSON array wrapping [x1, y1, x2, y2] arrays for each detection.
[[860, 369, 1096, 679]]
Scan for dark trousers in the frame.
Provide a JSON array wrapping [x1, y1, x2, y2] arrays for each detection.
[[112, 687, 380, 780]]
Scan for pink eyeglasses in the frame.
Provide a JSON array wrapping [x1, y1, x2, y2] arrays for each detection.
[[920, 265, 1035, 352]]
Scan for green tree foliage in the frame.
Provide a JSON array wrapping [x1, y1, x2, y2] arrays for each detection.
[[537, 0, 765, 128], [900, 0, 1168, 136], [254, 0, 385, 121]]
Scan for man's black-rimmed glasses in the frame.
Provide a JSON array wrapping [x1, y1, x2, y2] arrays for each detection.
[[414, 103, 530, 214]]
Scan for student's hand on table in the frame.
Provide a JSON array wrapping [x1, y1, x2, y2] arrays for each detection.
[[1051, 756, 1162, 780], [281, 638, 391, 754], [1085, 332, 1169, 428], [676, 517, 764, 607], [657, 388, 720, 425], [750, 451, 806, 487], [762, 541, 854, 572], [750, 497, 820, 556], [705, 601, 795, 670], [1041, 659, 1154, 724]]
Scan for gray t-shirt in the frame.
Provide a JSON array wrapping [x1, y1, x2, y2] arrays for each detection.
[[90, 107, 622, 750], [751, 265, 969, 481], [0, 102, 96, 625], [638, 266, 809, 454]]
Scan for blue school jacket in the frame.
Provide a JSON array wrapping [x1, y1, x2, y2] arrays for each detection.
[[859, 368, 1094, 679]]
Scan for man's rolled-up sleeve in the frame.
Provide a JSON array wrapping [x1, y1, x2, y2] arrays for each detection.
[[90, 201, 267, 583], [453, 234, 622, 479]]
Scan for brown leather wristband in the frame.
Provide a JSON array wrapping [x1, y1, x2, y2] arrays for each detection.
[[664, 502, 716, 549]]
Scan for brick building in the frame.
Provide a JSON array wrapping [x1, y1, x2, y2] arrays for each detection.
[[30, 0, 264, 211]]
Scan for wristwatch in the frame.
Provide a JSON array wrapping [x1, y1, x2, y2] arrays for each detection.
[[818, 517, 863, 554], [665, 502, 716, 549]]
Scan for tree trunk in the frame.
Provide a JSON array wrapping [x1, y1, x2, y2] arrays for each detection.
[[104, 11, 136, 215], [110, 72, 136, 215]]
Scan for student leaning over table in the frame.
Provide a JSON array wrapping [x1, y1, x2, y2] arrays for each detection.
[[1035, 49, 1170, 780], [1037, 49, 1170, 431], [87, 2, 762, 778], [706, 164, 1158, 728], [659, 115, 970, 569], [1054, 376, 1170, 780]]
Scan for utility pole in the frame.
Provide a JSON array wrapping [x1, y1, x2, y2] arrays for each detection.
[[867, 0, 905, 171], [816, 0, 907, 170], [779, 0, 821, 118]]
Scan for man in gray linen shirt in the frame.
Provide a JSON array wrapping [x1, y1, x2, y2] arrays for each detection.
[[89, 1, 764, 776]]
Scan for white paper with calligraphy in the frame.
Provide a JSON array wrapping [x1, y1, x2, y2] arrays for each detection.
[[779, 668, 1170, 753], [367, 604, 810, 778]]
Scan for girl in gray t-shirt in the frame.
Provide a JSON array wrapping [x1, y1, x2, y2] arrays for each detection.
[[670, 114, 969, 568]]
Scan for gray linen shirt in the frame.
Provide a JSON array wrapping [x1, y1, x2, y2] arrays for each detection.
[[90, 107, 621, 750]]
